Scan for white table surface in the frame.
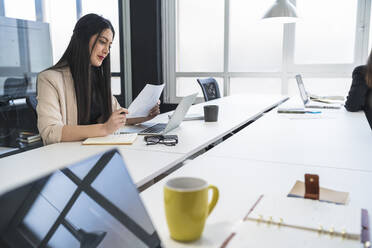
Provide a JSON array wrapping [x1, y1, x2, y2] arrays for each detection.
[[0, 142, 185, 195], [121, 94, 287, 156], [141, 155, 372, 248], [206, 105, 372, 172], [0, 94, 287, 196]]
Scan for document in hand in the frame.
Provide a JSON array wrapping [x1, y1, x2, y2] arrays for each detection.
[[127, 84, 164, 118]]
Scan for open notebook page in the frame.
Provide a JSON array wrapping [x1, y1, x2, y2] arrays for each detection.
[[226, 220, 360, 248], [247, 195, 361, 239]]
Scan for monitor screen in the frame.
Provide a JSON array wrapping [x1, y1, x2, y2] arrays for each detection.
[[0, 149, 162, 248], [0, 16, 53, 103]]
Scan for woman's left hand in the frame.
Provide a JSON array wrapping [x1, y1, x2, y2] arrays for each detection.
[[126, 100, 161, 125], [146, 100, 161, 121]]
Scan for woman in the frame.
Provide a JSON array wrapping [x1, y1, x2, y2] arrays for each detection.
[[37, 14, 160, 145], [345, 52, 372, 129]]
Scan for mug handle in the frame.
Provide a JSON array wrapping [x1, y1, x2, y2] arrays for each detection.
[[207, 185, 219, 216]]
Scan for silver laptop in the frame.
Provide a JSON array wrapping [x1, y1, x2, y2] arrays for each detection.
[[295, 75, 341, 109], [119, 93, 198, 135]]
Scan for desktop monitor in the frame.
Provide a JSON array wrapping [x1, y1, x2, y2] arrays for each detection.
[[0, 149, 162, 247], [0, 16, 53, 104]]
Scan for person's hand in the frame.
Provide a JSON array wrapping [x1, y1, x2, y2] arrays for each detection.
[[103, 108, 128, 135], [146, 100, 161, 121]]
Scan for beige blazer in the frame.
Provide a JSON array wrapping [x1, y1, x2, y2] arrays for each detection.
[[37, 66, 121, 145]]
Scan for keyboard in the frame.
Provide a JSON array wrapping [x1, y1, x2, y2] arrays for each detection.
[[140, 123, 167, 134]]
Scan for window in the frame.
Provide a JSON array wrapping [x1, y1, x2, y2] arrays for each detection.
[[44, 0, 77, 64], [177, 0, 224, 72], [294, 0, 357, 64], [1, 0, 130, 102], [4, 0, 36, 21], [81, 0, 121, 95], [164, 0, 371, 103], [229, 0, 283, 72]]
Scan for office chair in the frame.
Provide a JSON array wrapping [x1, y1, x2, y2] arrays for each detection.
[[26, 95, 38, 120], [4, 77, 28, 100], [196, 78, 221, 102]]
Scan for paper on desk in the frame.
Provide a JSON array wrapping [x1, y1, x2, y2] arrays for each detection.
[[224, 219, 360, 248], [309, 94, 345, 101], [127, 84, 164, 118]]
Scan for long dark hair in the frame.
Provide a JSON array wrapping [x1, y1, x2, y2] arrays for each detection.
[[366, 51, 372, 88], [51, 13, 115, 125]]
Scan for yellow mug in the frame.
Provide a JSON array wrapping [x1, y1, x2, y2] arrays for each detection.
[[164, 177, 219, 242]]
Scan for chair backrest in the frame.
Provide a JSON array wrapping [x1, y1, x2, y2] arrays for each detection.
[[4, 77, 28, 99], [26, 95, 38, 119], [196, 78, 221, 102]]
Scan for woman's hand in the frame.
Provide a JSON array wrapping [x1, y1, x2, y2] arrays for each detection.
[[146, 100, 161, 121], [126, 101, 161, 125], [103, 108, 128, 135]]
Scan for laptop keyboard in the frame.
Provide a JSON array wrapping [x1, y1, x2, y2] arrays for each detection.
[[141, 123, 167, 134]]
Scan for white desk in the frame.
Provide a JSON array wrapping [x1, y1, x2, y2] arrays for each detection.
[[0, 142, 184, 195], [207, 107, 372, 172], [119, 94, 287, 156], [141, 155, 372, 248], [0, 94, 287, 195]]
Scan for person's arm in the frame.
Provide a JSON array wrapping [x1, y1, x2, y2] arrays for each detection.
[[37, 71, 129, 145], [61, 108, 128, 142], [345, 66, 369, 112], [126, 101, 161, 125], [37, 71, 66, 145]]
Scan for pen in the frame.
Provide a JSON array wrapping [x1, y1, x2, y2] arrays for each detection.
[[305, 111, 321, 114]]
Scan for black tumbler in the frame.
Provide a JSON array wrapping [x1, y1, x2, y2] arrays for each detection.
[[204, 105, 219, 122]]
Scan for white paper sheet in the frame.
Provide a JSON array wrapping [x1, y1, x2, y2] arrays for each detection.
[[226, 220, 360, 248], [126, 84, 164, 118], [247, 195, 361, 239]]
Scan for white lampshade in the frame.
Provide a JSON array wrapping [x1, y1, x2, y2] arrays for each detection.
[[262, 0, 298, 24]]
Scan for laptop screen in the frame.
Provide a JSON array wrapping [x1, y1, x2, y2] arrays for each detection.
[[295, 75, 309, 104], [163, 93, 197, 134], [0, 149, 162, 248]]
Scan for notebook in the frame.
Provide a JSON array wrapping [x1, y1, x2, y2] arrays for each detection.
[[221, 195, 369, 248], [225, 220, 361, 248], [82, 133, 138, 145], [295, 75, 342, 109]]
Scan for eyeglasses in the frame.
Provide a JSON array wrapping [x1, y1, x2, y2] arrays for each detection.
[[144, 135, 178, 146]]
